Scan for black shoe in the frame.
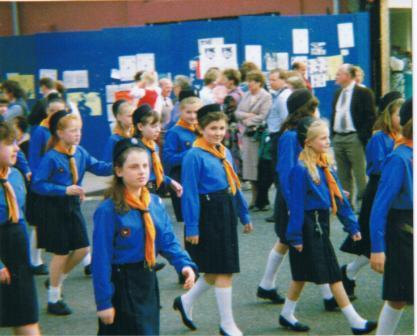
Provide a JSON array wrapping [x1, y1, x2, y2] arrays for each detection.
[[178, 273, 185, 285], [32, 264, 49, 275], [173, 296, 197, 330], [257, 286, 285, 304], [279, 315, 310, 332], [219, 327, 229, 336], [253, 205, 271, 212], [84, 264, 91, 276], [265, 216, 276, 223], [341, 265, 357, 301], [154, 262, 166, 272], [323, 297, 339, 311], [352, 321, 377, 335], [44, 278, 50, 289], [47, 300, 72, 315]]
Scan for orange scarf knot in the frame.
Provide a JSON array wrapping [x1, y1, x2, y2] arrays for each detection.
[[316, 154, 344, 214], [176, 119, 200, 135], [113, 124, 133, 138], [193, 137, 241, 195], [40, 115, 52, 129], [124, 187, 156, 268], [54, 142, 79, 185], [141, 138, 164, 188], [0, 167, 19, 223], [395, 137, 413, 149]]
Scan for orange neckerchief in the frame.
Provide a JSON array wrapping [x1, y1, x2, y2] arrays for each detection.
[[395, 137, 413, 149], [0, 167, 19, 223], [40, 115, 52, 129], [141, 138, 164, 188], [113, 123, 133, 138], [176, 119, 198, 134], [193, 137, 241, 195], [388, 131, 401, 142], [124, 187, 156, 268], [316, 154, 344, 214], [54, 142, 79, 185]]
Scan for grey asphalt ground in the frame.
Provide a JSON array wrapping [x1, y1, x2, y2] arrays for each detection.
[[1, 176, 414, 335]]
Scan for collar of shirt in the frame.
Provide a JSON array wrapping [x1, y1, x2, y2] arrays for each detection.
[[343, 81, 356, 94]]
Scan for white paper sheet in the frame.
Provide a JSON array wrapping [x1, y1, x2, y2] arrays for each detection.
[[110, 69, 121, 80], [198, 37, 224, 54], [245, 45, 262, 69], [292, 29, 309, 54], [199, 44, 237, 76], [337, 22, 355, 49], [63, 70, 89, 89], [39, 69, 58, 81], [276, 53, 289, 70], [119, 55, 137, 82], [136, 53, 155, 72], [105, 85, 120, 103], [310, 42, 327, 56]]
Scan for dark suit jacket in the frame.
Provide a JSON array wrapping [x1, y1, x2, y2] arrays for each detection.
[[331, 84, 376, 146], [28, 97, 48, 126]]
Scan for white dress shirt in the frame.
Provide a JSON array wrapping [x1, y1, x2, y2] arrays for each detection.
[[333, 81, 357, 133]]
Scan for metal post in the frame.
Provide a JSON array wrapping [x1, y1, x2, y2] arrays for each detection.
[[333, 0, 340, 14], [11, 2, 20, 36]]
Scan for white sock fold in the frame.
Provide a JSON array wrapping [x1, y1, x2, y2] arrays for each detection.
[[259, 248, 285, 290], [48, 286, 61, 304], [82, 252, 91, 266], [346, 255, 369, 280], [376, 302, 404, 335], [30, 230, 43, 266], [181, 276, 211, 319], [341, 304, 367, 329], [281, 298, 298, 324], [319, 284, 333, 300], [215, 287, 242, 336]]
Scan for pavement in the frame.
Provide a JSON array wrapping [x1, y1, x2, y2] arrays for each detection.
[[1, 174, 414, 335]]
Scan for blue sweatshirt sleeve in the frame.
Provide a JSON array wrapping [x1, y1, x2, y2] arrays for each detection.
[[31, 155, 67, 196], [154, 197, 198, 274], [162, 130, 185, 168], [234, 189, 251, 225], [85, 149, 113, 176], [92, 202, 116, 311], [286, 164, 307, 246], [277, 134, 298, 203], [15, 151, 31, 178], [370, 155, 405, 253], [28, 128, 47, 173], [181, 151, 201, 237], [366, 133, 387, 175], [102, 137, 117, 163]]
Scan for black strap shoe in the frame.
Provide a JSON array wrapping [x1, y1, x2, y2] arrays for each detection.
[[84, 264, 91, 276], [352, 321, 377, 335], [257, 286, 285, 304], [32, 264, 49, 275], [279, 315, 310, 332], [173, 296, 197, 330], [265, 216, 276, 223], [323, 297, 339, 311], [47, 300, 72, 315], [341, 265, 357, 301]]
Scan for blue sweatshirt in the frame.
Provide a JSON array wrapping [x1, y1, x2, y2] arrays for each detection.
[[365, 131, 395, 176]]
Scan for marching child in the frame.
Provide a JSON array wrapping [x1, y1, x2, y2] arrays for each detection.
[[102, 99, 134, 162], [370, 98, 413, 335], [340, 91, 404, 300], [174, 104, 253, 336], [92, 138, 197, 335], [162, 96, 202, 222], [31, 111, 112, 315], [0, 122, 40, 335], [280, 119, 377, 334]]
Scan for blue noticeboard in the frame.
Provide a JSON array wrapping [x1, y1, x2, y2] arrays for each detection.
[[0, 13, 370, 158]]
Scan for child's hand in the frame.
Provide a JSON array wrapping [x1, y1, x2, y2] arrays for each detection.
[[170, 180, 183, 197], [97, 307, 115, 325], [351, 232, 362, 241], [370, 252, 385, 274], [243, 223, 253, 234], [186, 236, 199, 245], [181, 266, 196, 290], [26, 172, 32, 182], [293, 245, 303, 252], [66, 185, 85, 197], [343, 190, 350, 198], [0, 267, 11, 285]]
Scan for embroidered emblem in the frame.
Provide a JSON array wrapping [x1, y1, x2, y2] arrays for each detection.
[[120, 228, 131, 238]]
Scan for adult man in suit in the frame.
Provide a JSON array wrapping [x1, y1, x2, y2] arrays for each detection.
[[331, 64, 376, 208], [28, 77, 58, 126]]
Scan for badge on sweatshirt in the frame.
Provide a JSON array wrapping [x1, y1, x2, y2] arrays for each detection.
[[58, 167, 65, 173], [120, 228, 131, 238], [186, 141, 191, 147]]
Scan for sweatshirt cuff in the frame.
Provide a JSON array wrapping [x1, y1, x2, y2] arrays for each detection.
[[97, 300, 113, 311], [185, 224, 199, 237]]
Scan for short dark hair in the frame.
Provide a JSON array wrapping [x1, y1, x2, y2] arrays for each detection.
[[13, 116, 29, 133], [39, 78, 55, 89], [134, 71, 144, 82], [1, 80, 26, 99], [198, 111, 228, 129], [222, 69, 241, 86], [0, 121, 16, 144], [246, 70, 266, 87]]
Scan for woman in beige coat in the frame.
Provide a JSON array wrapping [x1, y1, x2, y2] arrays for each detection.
[[235, 70, 272, 206]]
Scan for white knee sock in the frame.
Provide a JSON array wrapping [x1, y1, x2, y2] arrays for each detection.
[[30, 230, 43, 266], [48, 286, 61, 304], [181, 276, 211, 319], [319, 284, 334, 300], [215, 287, 242, 336], [281, 298, 299, 324], [346, 255, 369, 280], [59, 273, 68, 287], [259, 248, 285, 290], [341, 304, 367, 329], [82, 252, 91, 266], [376, 302, 404, 335]]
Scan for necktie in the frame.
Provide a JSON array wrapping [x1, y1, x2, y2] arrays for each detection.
[[339, 90, 349, 131]]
